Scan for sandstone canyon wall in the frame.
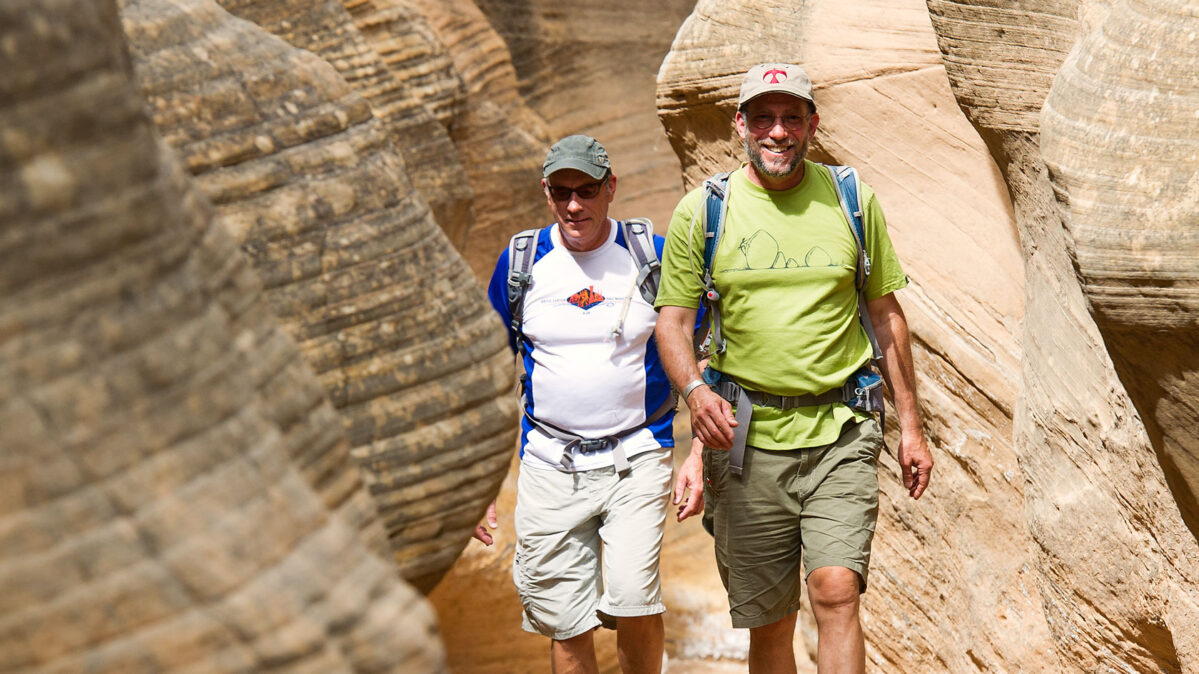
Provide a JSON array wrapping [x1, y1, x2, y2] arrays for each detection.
[[116, 0, 518, 593], [926, 0, 1199, 670], [472, 0, 696, 234], [0, 1, 443, 670]]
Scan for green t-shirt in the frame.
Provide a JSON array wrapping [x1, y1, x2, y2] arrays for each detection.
[[655, 161, 908, 449]]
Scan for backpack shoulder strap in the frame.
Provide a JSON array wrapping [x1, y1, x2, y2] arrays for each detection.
[[701, 171, 733, 278], [821, 163, 882, 362], [506, 228, 540, 342], [619, 217, 660, 304], [822, 164, 870, 291], [698, 171, 733, 355]]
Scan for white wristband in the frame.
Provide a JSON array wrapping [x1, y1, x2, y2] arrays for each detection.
[[682, 379, 707, 400]]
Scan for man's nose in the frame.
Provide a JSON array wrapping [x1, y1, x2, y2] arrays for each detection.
[[768, 120, 791, 139]]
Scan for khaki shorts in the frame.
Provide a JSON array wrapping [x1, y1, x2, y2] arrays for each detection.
[[513, 449, 672, 640], [702, 418, 882, 629]]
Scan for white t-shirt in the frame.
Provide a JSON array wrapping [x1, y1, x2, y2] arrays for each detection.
[[487, 219, 675, 471]]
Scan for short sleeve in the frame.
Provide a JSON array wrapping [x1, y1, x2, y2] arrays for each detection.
[[654, 186, 707, 310], [860, 189, 908, 301]]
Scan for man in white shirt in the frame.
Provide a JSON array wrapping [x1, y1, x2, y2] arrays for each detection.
[[478, 135, 703, 674]]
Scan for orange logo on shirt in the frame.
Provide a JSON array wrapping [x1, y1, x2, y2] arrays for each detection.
[[568, 286, 605, 310]]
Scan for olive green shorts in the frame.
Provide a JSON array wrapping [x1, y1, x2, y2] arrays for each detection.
[[702, 418, 882, 629]]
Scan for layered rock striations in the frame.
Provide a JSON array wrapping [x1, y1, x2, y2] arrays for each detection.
[[1039, 0, 1199, 543], [397, 0, 552, 278], [927, 0, 1199, 670], [472, 0, 695, 233], [214, 0, 476, 247], [0, 0, 443, 670], [117, 0, 518, 592]]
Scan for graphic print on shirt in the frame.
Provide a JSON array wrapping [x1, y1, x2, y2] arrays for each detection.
[[567, 285, 606, 310], [721, 230, 837, 273]]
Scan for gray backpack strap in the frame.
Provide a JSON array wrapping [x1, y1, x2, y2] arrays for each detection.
[[619, 217, 660, 304], [707, 374, 754, 476], [506, 228, 540, 344]]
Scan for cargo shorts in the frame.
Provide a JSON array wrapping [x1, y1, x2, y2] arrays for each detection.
[[702, 418, 883, 629], [512, 449, 672, 640]]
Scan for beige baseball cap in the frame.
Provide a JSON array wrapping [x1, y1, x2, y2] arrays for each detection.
[[738, 63, 815, 107]]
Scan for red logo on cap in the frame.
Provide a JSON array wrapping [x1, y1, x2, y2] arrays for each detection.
[[763, 68, 788, 84]]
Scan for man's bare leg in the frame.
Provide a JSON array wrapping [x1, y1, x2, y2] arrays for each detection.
[[551, 630, 598, 674], [747, 612, 798, 674], [807, 566, 865, 674], [616, 614, 664, 674]]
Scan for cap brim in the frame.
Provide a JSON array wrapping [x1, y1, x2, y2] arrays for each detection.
[[738, 89, 815, 107], [543, 159, 609, 180]]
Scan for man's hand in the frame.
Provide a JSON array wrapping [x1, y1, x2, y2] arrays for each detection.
[[897, 433, 933, 499], [472, 500, 499, 545], [866, 293, 933, 500], [656, 305, 737, 449], [673, 439, 705, 521], [687, 386, 737, 450]]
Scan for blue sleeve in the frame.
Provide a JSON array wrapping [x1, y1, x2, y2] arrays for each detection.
[[486, 248, 517, 353]]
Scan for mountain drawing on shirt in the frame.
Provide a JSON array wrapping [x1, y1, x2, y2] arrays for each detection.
[[720, 230, 835, 272]]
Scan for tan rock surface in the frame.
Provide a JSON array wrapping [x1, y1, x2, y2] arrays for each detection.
[[0, 1, 442, 670], [401, 0, 552, 278], [1040, 0, 1199, 543], [471, 0, 695, 234], [214, 0, 476, 245], [928, 0, 1199, 670], [117, 0, 518, 592]]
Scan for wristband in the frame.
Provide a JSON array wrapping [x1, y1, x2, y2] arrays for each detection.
[[682, 379, 707, 400]]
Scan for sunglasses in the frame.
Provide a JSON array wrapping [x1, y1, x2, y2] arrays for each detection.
[[746, 113, 809, 131], [546, 177, 608, 202]]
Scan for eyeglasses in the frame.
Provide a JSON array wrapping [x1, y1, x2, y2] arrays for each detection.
[[546, 178, 608, 202], [746, 113, 809, 131]]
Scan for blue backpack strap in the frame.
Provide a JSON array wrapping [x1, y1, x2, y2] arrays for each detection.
[[824, 164, 870, 291], [699, 171, 732, 355], [823, 164, 883, 367]]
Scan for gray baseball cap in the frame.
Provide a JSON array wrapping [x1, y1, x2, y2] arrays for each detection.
[[542, 135, 611, 180], [738, 63, 815, 107]]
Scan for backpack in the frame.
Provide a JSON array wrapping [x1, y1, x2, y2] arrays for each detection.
[[503, 218, 670, 475], [695, 164, 886, 475]]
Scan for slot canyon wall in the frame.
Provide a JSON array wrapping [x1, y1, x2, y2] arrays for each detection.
[[3, 0, 1196, 673], [0, 1, 445, 670]]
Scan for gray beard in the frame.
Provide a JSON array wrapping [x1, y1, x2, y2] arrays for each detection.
[[745, 135, 806, 179]]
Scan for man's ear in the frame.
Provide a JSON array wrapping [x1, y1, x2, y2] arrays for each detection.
[[734, 110, 747, 140], [807, 112, 820, 139], [607, 173, 617, 199]]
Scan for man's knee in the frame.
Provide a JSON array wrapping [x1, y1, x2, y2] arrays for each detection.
[[806, 566, 862, 615]]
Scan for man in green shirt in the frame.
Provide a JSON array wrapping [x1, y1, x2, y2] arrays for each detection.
[[654, 63, 933, 673]]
